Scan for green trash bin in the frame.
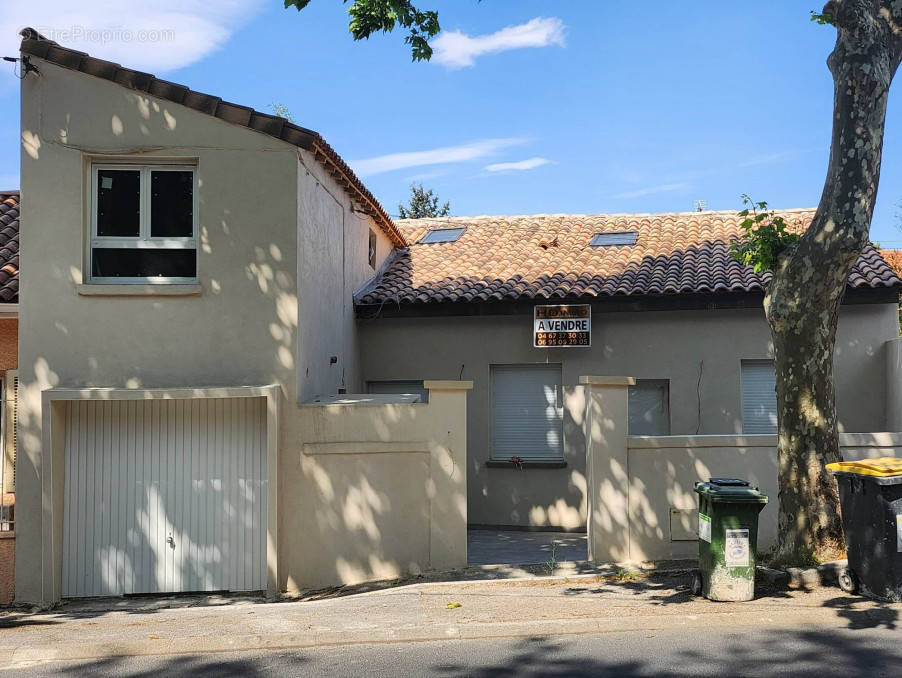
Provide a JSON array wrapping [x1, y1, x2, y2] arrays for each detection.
[[693, 478, 769, 601]]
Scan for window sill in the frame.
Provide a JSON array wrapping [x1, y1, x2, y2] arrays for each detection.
[[485, 460, 568, 469], [76, 283, 203, 297]]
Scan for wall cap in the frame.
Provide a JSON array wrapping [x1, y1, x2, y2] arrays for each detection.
[[42, 384, 278, 402], [628, 432, 902, 450], [629, 434, 778, 449], [579, 376, 636, 387], [424, 380, 474, 391], [76, 283, 203, 297]]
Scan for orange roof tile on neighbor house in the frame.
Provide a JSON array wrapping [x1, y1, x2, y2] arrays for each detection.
[[0, 192, 19, 303], [880, 249, 902, 279], [356, 210, 901, 306]]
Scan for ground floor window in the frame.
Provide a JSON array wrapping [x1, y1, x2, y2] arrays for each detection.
[[741, 359, 777, 434], [629, 379, 671, 435], [491, 363, 564, 462]]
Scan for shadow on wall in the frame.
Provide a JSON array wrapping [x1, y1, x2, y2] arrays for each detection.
[[284, 393, 468, 592]]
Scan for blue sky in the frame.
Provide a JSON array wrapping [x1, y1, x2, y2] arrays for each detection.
[[3, 1, 902, 244]]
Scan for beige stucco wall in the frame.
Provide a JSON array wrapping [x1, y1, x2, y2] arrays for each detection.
[[281, 382, 470, 592], [626, 432, 902, 563], [17, 59, 391, 602], [359, 302, 899, 529]]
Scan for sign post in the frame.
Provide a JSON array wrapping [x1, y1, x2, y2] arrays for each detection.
[[533, 305, 591, 348]]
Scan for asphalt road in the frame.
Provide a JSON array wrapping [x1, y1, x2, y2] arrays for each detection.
[[4, 624, 900, 677]]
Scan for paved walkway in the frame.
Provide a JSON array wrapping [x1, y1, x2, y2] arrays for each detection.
[[467, 529, 588, 566], [1, 572, 898, 668]]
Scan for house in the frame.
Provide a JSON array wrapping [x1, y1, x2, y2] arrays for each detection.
[[0, 191, 18, 604], [13, 29, 902, 603], [356, 213, 901, 529]]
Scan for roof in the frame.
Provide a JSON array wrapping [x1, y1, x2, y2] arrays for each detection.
[[880, 249, 902, 279], [356, 209, 901, 306], [17, 28, 405, 248], [0, 192, 19, 303]]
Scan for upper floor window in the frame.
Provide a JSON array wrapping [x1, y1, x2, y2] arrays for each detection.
[[90, 164, 197, 282], [368, 230, 377, 269]]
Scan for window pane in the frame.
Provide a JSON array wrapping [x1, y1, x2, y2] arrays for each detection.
[[151, 171, 194, 237], [96, 169, 140, 237], [741, 360, 777, 434], [92, 248, 196, 278], [629, 379, 670, 435]]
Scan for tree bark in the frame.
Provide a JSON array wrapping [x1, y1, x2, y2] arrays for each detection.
[[766, 0, 902, 563]]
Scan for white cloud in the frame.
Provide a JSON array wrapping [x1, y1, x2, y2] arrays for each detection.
[[432, 17, 565, 69], [485, 157, 550, 173], [613, 183, 691, 199], [2, 1, 263, 76], [352, 138, 528, 176]]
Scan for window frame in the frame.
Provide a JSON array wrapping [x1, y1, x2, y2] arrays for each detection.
[[489, 363, 565, 463], [740, 359, 778, 435], [89, 163, 199, 284], [418, 227, 466, 244], [628, 378, 671, 436], [590, 231, 638, 247]]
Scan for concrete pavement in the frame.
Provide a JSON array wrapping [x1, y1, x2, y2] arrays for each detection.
[[8, 626, 901, 677], [1, 571, 899, 670]]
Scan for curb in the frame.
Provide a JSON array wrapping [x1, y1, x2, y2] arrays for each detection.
[[755, 560, 847, 590]]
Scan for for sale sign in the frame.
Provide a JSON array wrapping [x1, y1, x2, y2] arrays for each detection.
[[534, 305, 591, 348]]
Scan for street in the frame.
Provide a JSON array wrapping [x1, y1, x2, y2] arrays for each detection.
[[4, 624, 900, 677]]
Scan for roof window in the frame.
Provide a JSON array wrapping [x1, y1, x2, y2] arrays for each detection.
[[590, 231, 638, 247], [418, 227, 466, 244]]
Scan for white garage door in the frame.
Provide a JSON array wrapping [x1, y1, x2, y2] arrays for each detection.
[[62, 397, 267, 597]]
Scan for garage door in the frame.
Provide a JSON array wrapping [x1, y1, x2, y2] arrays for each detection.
[[61, 397, 267, 597]]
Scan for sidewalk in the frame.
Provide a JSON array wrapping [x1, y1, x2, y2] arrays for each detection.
[[1, 571, 899, 667]]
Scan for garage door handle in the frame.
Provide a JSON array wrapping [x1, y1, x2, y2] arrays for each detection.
[[167, 534, 175, 548]]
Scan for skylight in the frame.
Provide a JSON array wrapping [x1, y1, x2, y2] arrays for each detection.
[[419, 227, 466, 244], [590, 231, 638, 247]]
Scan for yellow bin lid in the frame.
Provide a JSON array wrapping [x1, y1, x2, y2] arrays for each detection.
[[826, 457, 902, 477]]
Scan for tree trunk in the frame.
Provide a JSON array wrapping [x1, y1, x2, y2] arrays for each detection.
[[765, 0, 902, 564]]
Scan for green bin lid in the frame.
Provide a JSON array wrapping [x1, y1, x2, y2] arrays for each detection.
[[694, 478, 769, 504]]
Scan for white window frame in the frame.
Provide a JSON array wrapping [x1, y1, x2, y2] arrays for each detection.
[[89, 164, 198, 284]]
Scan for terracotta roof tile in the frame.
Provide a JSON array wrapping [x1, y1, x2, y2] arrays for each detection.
[[18, 28, 404, 248], [357, 210, 901, 306], [0, 192, 19, 303]]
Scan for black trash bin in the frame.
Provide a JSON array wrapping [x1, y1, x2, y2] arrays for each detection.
[[827, 458, 902, 602]]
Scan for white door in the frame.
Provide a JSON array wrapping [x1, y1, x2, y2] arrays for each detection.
[[62, 397, 267, 597]]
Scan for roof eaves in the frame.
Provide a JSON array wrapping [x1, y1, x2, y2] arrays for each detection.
[[18, 27, 406, 248]]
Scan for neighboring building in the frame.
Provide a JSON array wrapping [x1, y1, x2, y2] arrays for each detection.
[[356, 213, 901, 528], [0, 191, 19, 604], [17, 30, 403, 603], [13, 29, 902, 603]]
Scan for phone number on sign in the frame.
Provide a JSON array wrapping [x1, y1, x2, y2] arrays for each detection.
[[535, 332, 590, 347]]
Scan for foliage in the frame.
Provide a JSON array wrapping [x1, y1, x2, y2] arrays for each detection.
[[729, 195, 800, 274], [285, 0, 441, 61], [398, 183, 451, 219], [809, 10, 834, 25], [269, 103, 295, 123]]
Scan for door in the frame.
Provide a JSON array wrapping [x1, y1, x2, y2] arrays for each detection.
[[62, 397, 267, 597]]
